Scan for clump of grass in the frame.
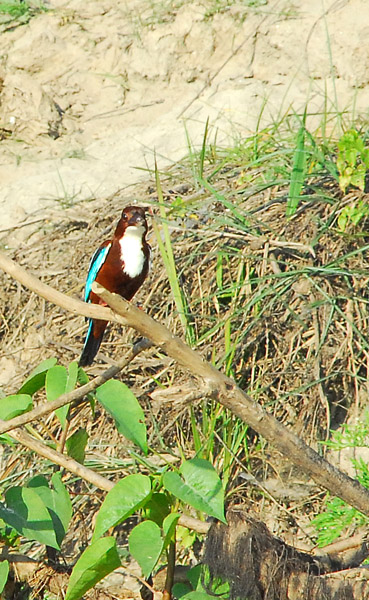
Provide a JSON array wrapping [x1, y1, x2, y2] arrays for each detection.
[[2, 104, 369, 553], [312, 414, 369, 546], [151, 108, 369, 516], [0, 0, 47, 27]]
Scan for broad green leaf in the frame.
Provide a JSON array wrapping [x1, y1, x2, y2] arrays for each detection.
[[50, 472, 73, 532], [96, 380, 147, 454], [46, 365, 67, 401], [163, 459, 225, 523], [66, 362, 79, 392], [143, 492, 170, 526], [28, 473, 72, 526], [351, 164, 366, 191], [18, 358, 57, 395], [0, 560, 9, 593], [92, 474, 151, 542], [187, 564, 202, 589], [26, 473, 72, 548], [77, 367, 89, 386], [66, 428, 88, 464], [179, 565, 229, 599], [172, 582, 192, 598], [77, 368, 96, 411], [55, 361, 79, 426], [1, 487, 59, 549], [129, 521, 163, 578], [65, 537, 120, 600], [46, 365, 70, 428], [178, 592, 216, 600], [0, 394, 32, 421], [162, 512, 180, 549]]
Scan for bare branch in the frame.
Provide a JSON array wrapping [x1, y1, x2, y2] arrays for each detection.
[[92, 282, 369, 518], [9, 427, 115, 492], [0, 251, 115, 322], [1, 250, 369, 521]]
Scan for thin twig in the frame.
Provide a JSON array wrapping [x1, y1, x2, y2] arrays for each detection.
[[0, 338, 153, 436], [7, 426, 209, 534], [0, 251, 115, 322], [9, 427, 115, 492]]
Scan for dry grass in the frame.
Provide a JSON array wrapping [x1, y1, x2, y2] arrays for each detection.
[[1, 134, 369, 594]]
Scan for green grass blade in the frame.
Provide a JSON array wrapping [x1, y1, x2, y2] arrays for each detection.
[[199, 117, 210, 179], [152, 161, 194, 344], [286, 125, 307, 217]]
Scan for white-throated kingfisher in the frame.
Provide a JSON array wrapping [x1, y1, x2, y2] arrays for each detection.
[[79, 205, 150, 366]]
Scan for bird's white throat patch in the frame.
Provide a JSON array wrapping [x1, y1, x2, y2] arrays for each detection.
[[119, 225, 146, 278]]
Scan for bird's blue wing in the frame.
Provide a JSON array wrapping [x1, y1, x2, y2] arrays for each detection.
[[84, 243, 111, 302]]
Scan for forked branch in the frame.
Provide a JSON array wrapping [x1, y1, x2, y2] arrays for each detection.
[[1, 250, 369, 519]]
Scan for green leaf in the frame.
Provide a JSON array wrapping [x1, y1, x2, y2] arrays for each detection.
[[50, 472, 73, 532], [143, 492, 171, 526], [0, 394, 32, 421], [27, 473, 72, 548], [46, 365, 67, 401], [96, 380, 147, 454], [163, 459, 225, 523], [18, 358, 57, 395], [162, 512, 180, 548], [351, 164, 366, 191], [287, 126, 307, 217], [181, 565, 230, 599], [66, 428, 88, 464], [0, 487, 60, 549], [187, 564, 202, 589], [56, 361, 79, 423], [0, 560, 9, 594], [65, 537, 120, 600], [66, 362, 79, 392], [92, 474, 151, 542], [178, 592, 216, 600], [77, 367, 89, 386], [129, 520, 163, 578], [46, 365, 70, 428], [172, 582, 192, 598]]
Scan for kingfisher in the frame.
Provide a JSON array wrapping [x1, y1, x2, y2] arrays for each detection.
[[79, 205, 151, 367]]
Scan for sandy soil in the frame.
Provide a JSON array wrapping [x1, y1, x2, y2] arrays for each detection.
[[0, 0, 368, 244], [1, 2, 369, 596]]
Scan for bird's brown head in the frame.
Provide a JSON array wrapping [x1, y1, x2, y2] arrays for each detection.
[[114, 205, 148, 238]]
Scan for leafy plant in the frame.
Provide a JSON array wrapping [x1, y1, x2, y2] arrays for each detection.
[[0, 359, 226, 598], [173, 564, 230, 599], [0, 0, 47, 26], [65, 455, 224, 598], [337, 129, 369, 193], [337, 198, 369, 232], [311, 416, 369, 546], [0, 560, 9, 595]]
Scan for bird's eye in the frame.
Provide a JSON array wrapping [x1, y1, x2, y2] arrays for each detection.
[[122, 212, 128, 220]]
